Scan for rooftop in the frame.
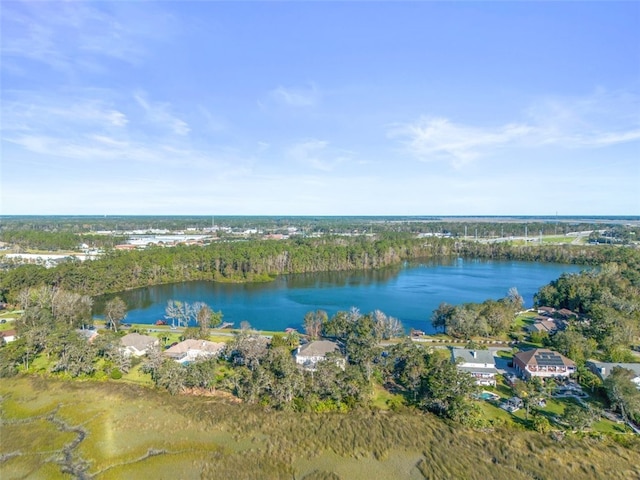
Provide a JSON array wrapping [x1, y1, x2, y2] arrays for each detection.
[[297, 340, 340, 358], [514, 348, 575, 368], [451, 348, 497, 365], [121, 333, 158, 351], [165, 339, 225, 356], [586, 360, 640, 379]]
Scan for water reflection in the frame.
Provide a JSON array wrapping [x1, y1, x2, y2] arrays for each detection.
[[93, 259, 581, 334]]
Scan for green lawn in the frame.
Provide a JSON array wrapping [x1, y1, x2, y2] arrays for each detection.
[[513, 311, 537, 329], [121, 364, 154, 386], [370, 383, 404, 410], [541, 236, 576, 244]]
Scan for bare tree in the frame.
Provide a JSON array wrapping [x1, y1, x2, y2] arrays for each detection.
[[104, 297, 127, 332], [165, 300, 180, 328], [52, 289, 93, 328], [304, 310, 327, 340], [372, 309, 404, 340], [507, 287, 524, 313]]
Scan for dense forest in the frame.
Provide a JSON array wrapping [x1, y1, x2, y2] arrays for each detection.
[[0, 230, 124, 251], [0, 235, 448, 301], [1, 234, 639, 303]]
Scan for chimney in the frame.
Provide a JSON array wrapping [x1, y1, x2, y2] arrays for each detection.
[[471, 351, 476, 359]]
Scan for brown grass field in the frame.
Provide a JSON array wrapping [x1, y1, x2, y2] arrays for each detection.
[[1, 376, 639, 479]]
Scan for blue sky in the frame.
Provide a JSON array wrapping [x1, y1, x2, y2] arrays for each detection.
[[1, 1, 639, 215]]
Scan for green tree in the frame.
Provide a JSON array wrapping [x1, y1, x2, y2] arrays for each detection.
[[575, 365, 602, 393], [419, 352, 478, 420], [431, 302, 454, 333], [156, 360, 185, 395], [387, 339, 426, 401], [51, 330, 96, 377], [604, 367, 640, 423], [481, 299, 513, 336], [561, 403, 599, 431]]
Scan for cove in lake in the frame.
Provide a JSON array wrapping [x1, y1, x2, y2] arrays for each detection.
[[96, 259, 583, 334]]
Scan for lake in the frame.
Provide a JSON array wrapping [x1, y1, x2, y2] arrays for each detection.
[[96, 259, 583, 334]]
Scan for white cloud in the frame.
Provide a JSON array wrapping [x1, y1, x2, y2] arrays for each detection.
[[1, 95, 128, 133], [0, 1, 172, 74], [392, 89, 640, 167], [269, 84, 320, 107], [134, 93, 190, 136], [390, 117, 531, 168], [286, 139, 352, 172]]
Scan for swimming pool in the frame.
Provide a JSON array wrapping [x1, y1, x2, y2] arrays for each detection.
[[479, 391, 499, 400]]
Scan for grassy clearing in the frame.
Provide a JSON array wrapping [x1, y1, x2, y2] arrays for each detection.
[[370, 383, 404, 410], [513, 311, 537, 329], [541, 236, 576, 244], [2, 377, 640, 480]]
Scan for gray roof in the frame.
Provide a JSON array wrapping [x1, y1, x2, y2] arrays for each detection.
[[451, 348, 497, 366], [587, 360, 640, 380], [297, 340, 340, 358], [165, 339, 225, 356], [526, 320, 557, 333], [121, 333, 158, 351]]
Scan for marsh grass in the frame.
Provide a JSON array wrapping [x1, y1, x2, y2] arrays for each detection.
[[2, 377, 640, 480]]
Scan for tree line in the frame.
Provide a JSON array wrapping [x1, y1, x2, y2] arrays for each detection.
[[0, 288, 481, 424], [0, 236, 452, 301], [2, 235, 637, 304], [430, 287, 524, 338], [0, 230, 124, 251]]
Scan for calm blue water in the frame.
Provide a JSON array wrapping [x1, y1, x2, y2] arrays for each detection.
[[96, 259, 582, 333]]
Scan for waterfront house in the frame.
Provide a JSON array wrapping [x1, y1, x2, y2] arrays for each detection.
[[451, 348, 499, 386], [587, 360, 640, 389], [525, 319, 558, 335], [556, 308, 578, 320], [121, 333, 159, 357], [165, 339, 225, 364], [295, 340, 344, 371], [513, 348, 576, 379]]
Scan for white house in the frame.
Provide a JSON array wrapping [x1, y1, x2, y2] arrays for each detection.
[[513, 349, 576, 379], [295, 340, 344, 371], [1, 329, 17, 344], [120, 333, 159, 357], [165, 339, 225, 364], [451, 348, 499, 386], [587, 360, 640, 390]]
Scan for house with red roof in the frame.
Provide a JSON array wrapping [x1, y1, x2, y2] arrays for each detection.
[[513, 348, 576, 379]]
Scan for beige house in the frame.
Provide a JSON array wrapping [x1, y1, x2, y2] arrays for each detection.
[[165, 339, 225, 364], [121, 333, 159, 356]]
